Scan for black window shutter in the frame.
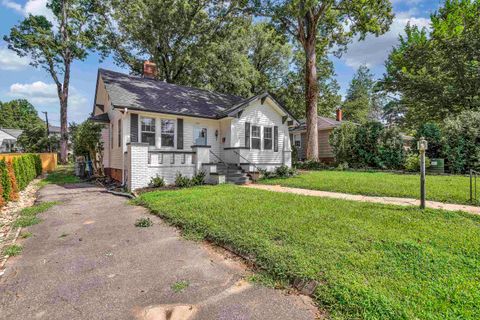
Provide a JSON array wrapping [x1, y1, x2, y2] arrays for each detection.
[[130, 114, 138, 142], [245, 122, 250, 149], [274, 126, 279, 152], [177, 118, 183, 149]]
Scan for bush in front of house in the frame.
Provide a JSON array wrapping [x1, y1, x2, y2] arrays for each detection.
[[260, 166, 297, 180], [175, 171, 206, 188], [149, 175, 165, 188]]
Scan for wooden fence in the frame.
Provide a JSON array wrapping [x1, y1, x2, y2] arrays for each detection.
[[0, 153, 57, 173]]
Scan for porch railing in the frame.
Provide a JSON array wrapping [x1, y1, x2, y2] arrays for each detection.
[[233, 149, 261, 173]]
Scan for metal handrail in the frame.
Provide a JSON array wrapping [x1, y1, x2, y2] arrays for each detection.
[[209, 150, 233, 175], [470, 169, 479, 204], [232, 150, 261, 173]]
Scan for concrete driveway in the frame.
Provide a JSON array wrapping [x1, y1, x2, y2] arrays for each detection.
[[0, 184, 317, 320]]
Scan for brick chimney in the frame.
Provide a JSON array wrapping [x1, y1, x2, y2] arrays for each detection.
[[143, 61, 157, 79], [336, 108, 343, 122]]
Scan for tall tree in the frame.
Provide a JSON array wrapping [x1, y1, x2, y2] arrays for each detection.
[[343, 64, 376, 123], [259, 0, 393, 160], [0, 99, 44, 129], [381, 0, 480, 129], [4, 0, 107, 163]]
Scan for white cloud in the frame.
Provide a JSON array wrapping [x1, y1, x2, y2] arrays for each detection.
[[2, 0, 54, 21], [8, 81, 89, 124], [0, 47, 31, 70], [341, 12, 430, 70]]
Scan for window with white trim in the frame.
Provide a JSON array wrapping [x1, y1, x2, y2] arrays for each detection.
[[251, 125, 261, 149], [294, 134, 301, 148], [118, 119, 122, 147], [263, 127, 272, 150], [161, 119, 175, 147], [141, 117, 156, 146]]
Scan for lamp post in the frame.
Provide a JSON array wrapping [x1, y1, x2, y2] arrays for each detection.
[[418, 137, 428, 209]]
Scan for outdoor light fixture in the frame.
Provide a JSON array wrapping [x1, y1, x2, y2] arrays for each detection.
[[418, 137, 428, 152], [215, 130, 219, 140]]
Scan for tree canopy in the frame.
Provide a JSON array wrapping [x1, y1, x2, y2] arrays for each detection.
[[381, 0, 480, 129], [0, 99, 44, 130]]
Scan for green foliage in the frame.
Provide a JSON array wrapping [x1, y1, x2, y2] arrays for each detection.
[[295, 160, 330, 171], [10, 154, 42, 191], [137, 184, 480, 319], [442, 110, 480, 173], [14, 201, 58, 227], [4, 244, 22, 256], [134, 217, 153, 228], [404, 154, 431, 172], [17, 124, 59, 153], [330, 122, 405, 169], [381, 0, 480, 129], [0, 160, 11, 202], [20, 232, 33, 239], [343, 65, 381, 123], [175, 172, 193, 188], [148, 175, 165, 188], [71, 121, 104, 175], [171, 280, 189, 293], [413, 122, 444, 158], [37, 165, 80, 187], [191, 171, 206, 186], [0, 99, 44, 130]]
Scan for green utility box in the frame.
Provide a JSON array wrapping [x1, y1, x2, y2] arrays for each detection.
[[428, 158, 445, 174]]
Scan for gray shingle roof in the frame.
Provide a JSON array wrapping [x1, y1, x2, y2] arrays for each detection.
[[0, 128, 23, 138], [291, 116, 342, 132], [99, 69, 245, 119], [89, 113, 110, 123]]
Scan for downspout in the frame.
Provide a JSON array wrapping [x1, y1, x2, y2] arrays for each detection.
[[122, 108, 128, 187]]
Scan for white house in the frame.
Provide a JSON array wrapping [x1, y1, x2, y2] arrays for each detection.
[[90, 64, 297, 190], [0, 128, 23, 153]]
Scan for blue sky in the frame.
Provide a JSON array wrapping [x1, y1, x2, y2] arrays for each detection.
[[0, 0, 441, 125]]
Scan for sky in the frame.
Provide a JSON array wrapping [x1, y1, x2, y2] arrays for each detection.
[[0, 0, 441, 126]]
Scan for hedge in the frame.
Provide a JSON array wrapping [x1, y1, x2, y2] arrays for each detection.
[[0, 154, 42, 208]]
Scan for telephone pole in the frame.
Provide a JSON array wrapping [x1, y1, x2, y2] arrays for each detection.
[[42, 111, 50, 152]]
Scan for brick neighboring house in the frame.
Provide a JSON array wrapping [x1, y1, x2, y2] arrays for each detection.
[[90, 63, 298, 190], [290, 109, 343, 163]]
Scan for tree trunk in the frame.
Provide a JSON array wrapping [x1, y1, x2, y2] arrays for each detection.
[[60, 97, 68, 164], [304, 40, 319, 160]]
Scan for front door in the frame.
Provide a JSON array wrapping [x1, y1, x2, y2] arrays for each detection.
[[194, 127, 207, 145]]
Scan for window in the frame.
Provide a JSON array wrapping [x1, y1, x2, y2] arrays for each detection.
[[141, 117, 156, 146], [161, 119, 175, 147], [263, 127, 272, 150], [118, 119, 122, 147], [194, 127, 207, 145], [111, 123, 114, 149], [294, 134, 301, 148], [251, 125, 261, 149]]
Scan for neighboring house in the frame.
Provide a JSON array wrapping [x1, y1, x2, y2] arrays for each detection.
[[0, 128, 23, 153], [290, 109, 343, 163], [48, 125, 61, 137], [90, 64, 297, 190]]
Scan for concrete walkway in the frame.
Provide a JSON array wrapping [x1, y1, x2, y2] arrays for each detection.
[[0, 183, 317, 320], [247, 184, 480, 215]]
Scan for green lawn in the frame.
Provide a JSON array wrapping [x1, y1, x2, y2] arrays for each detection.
[[136, 185, 480, 320], [262, 170, 475, 205], [37, 165, 80, 187]]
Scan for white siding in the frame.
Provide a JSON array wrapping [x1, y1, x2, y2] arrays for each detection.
[[232, 98, 291, 165], [0, 130, 17, 152]]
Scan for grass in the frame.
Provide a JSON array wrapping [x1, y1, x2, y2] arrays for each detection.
[[134, 217, 153, 227], [37, 165, 80, 187], [20, 231, 32, 239], [13, 201, 59, 228], [135, 185, 480, 320], [171, 280, 189, 293], [262, 170, 475, 205], [3, 244, 22, 256]]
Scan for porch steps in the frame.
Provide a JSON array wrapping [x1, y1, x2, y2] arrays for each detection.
[[216, 163, 252, 185]]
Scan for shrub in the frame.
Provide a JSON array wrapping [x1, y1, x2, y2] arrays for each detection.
[[413, 123, 443, 159], [191, 171, 206, 186], [0, 160, 11, 203], [149, 175, 165, 188], [175, 173, 193, 188], [10, 154, 42, 191], [443, 110, 480, 173], [135, 217, 153, 227], [295, 160, 329, 170], [275, 165, 291, 178], [4, 244, 22, 256], [6, 161, 18, 201], [404, 154, 431, 172]]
